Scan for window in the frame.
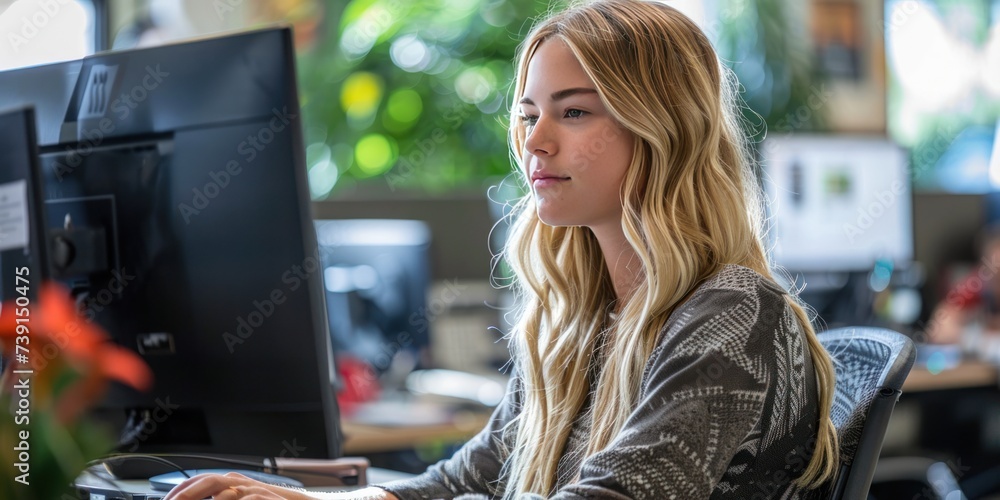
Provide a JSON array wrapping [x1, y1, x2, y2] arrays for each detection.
[[0, 0, 96, 71]]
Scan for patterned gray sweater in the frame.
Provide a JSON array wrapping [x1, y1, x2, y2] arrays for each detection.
[[375, 265, 830, 499]]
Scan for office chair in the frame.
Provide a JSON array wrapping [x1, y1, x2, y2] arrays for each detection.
[[818, 327, 916, 500]]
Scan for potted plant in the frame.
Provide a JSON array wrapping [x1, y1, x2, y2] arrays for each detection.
[[0, 283, 151, 499]]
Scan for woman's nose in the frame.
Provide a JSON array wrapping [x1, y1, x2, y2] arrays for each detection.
[[524, 117, 557, 156]]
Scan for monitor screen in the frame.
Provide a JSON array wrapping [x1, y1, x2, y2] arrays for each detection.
[[315, 219, 431, 377], [0, 106, 48, 310], [761, 135, 913, 272], [0, 28, 342, 459], [885, 0, 1000, 192]]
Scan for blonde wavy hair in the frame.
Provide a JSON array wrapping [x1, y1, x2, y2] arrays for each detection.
[[497, 0, 838, 497]]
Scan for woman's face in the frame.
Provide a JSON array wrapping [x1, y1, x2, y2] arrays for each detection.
[[519, 38, 635, 230]]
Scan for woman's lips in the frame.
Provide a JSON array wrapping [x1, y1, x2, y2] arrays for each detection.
[[532, 177, 569, 188]]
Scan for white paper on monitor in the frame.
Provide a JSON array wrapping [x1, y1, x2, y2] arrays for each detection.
[[0, 180, 29, 252]]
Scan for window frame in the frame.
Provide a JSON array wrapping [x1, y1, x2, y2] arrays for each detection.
[[91, 0, 108, 52]]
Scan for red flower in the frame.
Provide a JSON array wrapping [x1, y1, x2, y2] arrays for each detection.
[[0, 282, 152, 423]]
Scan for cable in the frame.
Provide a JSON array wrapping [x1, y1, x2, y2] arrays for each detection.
[[98, 453, 355, 482], [116, 408, 150, 449], [85, 454, 323, 494], [90, 454, 191, 478]]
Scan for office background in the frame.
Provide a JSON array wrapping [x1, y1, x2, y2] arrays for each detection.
[[2, 0, 985, 285]]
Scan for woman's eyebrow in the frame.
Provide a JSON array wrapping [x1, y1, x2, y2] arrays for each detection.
[[519, 87, 598, 105]]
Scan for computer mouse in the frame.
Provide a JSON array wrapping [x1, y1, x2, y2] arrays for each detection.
[[148, 468, 305, 492]]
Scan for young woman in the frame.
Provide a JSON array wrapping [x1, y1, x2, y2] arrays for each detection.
[[166, 1, 839, 498]]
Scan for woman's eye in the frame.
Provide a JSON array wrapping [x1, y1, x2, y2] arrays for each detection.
[[520, 115, 538, 127], [565, 109, 587, 119]]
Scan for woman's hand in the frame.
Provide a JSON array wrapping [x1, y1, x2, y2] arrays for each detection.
[[163, 472, 315, 499], [163, 472, 399, 499]]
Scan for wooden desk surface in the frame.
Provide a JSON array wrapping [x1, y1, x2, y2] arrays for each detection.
[[342, 410, 492, 455], [903, 360, 999, 392]]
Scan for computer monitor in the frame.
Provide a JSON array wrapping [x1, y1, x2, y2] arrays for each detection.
[[760, 134, 914, 273], [0, 27, 342, 459], [314, 220, 432, 377], [0, 106, 49, 312]]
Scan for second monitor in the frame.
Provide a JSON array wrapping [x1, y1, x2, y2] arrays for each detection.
[[315, 219, 432, 378], [761, 134, 913, 273]]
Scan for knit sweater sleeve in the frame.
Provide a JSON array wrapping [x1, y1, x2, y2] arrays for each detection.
[[372, 372, 521, 499], [548, 280, 791, 499]]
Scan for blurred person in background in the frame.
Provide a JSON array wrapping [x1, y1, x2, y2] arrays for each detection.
[[927, 224, 1000, 346]]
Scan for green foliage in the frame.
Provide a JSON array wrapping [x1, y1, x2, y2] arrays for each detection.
[[714, 0, 825, 141], [0, 407, 116, 499], [296, 0, 556, 198], [297, 0, 823, 197]]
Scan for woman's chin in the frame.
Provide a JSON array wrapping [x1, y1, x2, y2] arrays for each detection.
[[536, 211, 577, 227]]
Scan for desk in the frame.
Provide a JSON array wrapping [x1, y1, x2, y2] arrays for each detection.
[[342, 410, 492, 455], [903, 360, 999, 392]]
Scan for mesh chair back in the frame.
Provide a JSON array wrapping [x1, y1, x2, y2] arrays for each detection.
[[818, 327, 915, 500]]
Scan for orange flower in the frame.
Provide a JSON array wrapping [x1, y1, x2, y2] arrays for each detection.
[[0, 282, 152, 423]]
